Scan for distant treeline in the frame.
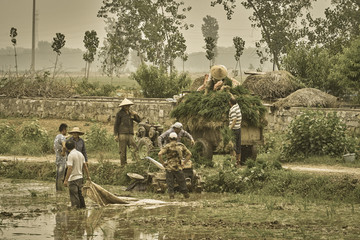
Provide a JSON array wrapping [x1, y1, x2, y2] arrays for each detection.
[[0, 41, 270, 74]]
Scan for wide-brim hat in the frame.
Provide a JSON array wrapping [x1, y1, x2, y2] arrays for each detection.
[[211, 65, 228, 80], [69, 127, 84, 135], [119, 98, 134, 107]]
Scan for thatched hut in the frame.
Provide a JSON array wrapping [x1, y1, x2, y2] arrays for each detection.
[[242, 70, 303, 100], [273, 88, 339, 109]]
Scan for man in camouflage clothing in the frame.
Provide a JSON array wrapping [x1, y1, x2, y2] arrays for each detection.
[[158, 132, 191, 199]]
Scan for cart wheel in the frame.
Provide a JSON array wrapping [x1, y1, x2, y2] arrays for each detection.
[[138, 137, 154, 159]]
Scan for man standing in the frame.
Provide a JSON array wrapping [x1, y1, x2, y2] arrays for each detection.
[[229, 98, 242, 166], [158, 122, 195, 148], [158, 132, 191, 199], [54, 123, 68, 191], [114, 98, 141, 166], [64, 140, 90, 209], [68, 127, 88, 163]]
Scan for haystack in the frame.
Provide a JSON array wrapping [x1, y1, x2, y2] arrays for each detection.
[[242, 70, 303, 100], [273, 88, 339, 109]]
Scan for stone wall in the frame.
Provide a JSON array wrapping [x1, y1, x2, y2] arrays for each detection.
[[265, 106, 360, 134], [0, 96, 359, 133], [0, 96, 176, 127]]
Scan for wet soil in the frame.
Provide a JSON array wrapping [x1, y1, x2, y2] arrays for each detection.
[[2, 178, 360, 239]]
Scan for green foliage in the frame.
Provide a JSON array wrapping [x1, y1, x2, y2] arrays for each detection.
[[204, 37, 216, 66], [98, 0, 192, 72], [85, 124, 117, 153], [171, 86, 266, 128], [281, 111, 356, 160], [75, 79, 117, 96], [83, 30, 99, 79], [51, 33, 66, 55], [329, 37, 360, 102], [20, 121, 51, 154], [0, 123, 17, 154], [212, 0, 313, 70], [189, 143, 214, 168], [283, 43, 336, 93], [204, 158, 282, 193], [0, 161, 55, 181], [131, 64, 191, 98], [307, 0, 360, 55]]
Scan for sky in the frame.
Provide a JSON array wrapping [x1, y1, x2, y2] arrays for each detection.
[[0, 0, 330, 54]]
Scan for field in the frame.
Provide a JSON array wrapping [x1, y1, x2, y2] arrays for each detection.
[[1, 117, 360, 239]]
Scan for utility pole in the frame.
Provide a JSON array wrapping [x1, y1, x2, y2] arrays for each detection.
[[30, 0, 36, 72]]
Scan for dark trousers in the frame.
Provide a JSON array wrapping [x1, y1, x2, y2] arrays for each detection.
[[232, 128, 241, 154], [69, 178, 86, 208], [166, 170, 188, 194]]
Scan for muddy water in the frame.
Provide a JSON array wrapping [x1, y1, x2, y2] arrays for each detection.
[[0, 178, 199, 240]]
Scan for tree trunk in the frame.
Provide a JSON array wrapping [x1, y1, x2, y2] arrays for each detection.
[[84, 62, 88, 79], [87, 62, 91, 80], [13, 45, 18, 77], [53, 54, 59, 79], [239, 59, 242, 81]]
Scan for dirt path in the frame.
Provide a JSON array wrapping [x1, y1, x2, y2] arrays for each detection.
[[1, 154, 360, 177]]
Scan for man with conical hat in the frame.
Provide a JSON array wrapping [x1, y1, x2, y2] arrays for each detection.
[[68, 127, 88, 163], [114, 98, 141, 166]]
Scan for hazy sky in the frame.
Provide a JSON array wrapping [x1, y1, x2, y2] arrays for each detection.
[[0, 0, 330, 53]]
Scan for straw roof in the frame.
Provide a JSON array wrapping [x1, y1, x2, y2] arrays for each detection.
[[273, 88, 339, 109], [242, 70, 303, 100]]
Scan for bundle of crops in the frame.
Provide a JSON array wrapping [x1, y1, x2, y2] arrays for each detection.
[[273, 88, 339, 109], [170, 86, 267, 132], [189, 75, 206, 91], [242, 70, 303, 100]]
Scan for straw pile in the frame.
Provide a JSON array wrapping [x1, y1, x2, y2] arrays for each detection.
[[273, 88, 339, 109], [242, 70, 303, 100], [189, 75, 206, 91]]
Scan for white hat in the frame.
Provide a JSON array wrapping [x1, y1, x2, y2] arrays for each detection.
[[68, 127, 84, 135], [169, 132, 178, 139], [119, 98, 134, 107], [211, 65, 228, 80], [172, 122, 183, 129]]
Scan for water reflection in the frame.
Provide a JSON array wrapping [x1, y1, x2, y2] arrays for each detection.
[[52, 206, 192, 240]]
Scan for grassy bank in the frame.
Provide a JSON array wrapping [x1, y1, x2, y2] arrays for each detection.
[[1, 159, 360, 204]]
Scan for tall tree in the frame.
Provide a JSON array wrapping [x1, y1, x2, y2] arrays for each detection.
[[306, 0, 360, 55], [211, 0, 313, 70], [51, 33, 66, 79], [201, 15, 219, 61], [204, 37, 216, 68], [97, 0, 193, 74], [233, 36, 245, 79], [9, 27, 18, 77], [83, 30, 99, 80]]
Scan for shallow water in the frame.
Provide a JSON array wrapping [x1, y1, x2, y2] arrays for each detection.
[[0, 178, 198, 240]]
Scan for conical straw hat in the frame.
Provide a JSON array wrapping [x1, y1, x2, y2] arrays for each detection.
[[211, 65, 228, 80], [119, 98, 134, 107], [68, 127, 84, 135]]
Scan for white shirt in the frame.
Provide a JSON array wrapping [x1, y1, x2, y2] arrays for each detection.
[[67, 149, 85, 182], [229, 103, 242, 130]]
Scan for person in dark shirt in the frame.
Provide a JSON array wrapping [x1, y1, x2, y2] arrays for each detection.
[[114, 98, 141, 166], [68, 127, 88, 163]]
